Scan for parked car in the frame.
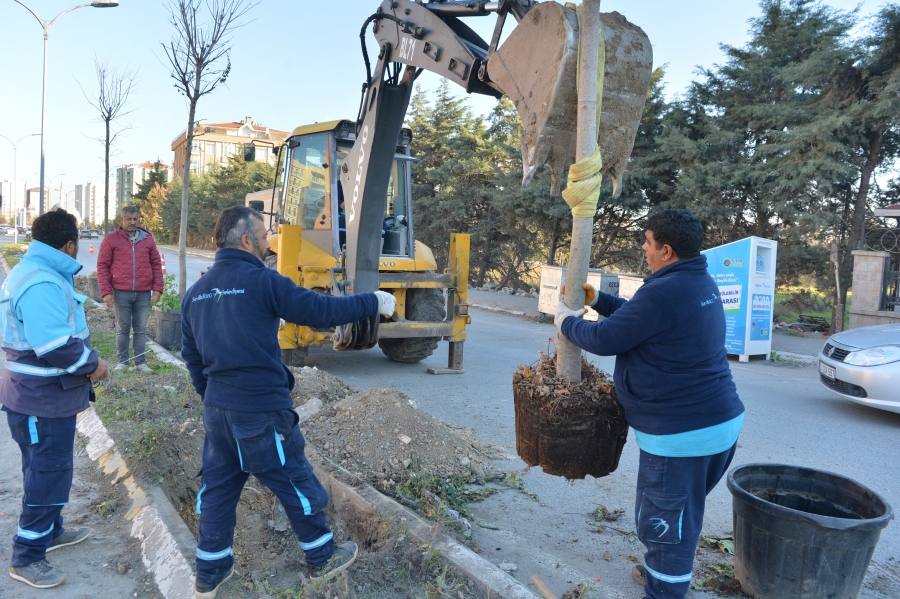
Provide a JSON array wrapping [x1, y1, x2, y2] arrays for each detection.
[[80, 228, 98, 239], [0, 226, 14, 235], [818, 323, 900, 414]]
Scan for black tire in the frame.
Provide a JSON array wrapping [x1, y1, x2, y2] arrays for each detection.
[[282, 347, 309, 367], [378, 288, 446, 363]]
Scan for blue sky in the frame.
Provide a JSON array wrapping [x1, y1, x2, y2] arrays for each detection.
[[0, 0, 877, 203]]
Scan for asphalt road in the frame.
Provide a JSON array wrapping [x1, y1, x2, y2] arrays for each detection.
[[300, 309, 900, 599]]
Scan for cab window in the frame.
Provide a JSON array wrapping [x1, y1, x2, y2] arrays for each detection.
[[282, 133, 331, 229]]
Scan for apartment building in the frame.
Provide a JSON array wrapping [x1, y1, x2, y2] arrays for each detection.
[[171, 116, 288, 175], [116, 162, 172, 211]]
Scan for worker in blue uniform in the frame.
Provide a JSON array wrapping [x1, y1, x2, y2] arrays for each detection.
[[181, 205, 396, 598], [1, 208, 109, 589], [555, 209, 744, 599]]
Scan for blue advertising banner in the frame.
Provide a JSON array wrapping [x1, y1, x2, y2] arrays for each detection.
[[703, 240, 752, 354], [750, 294, 772, 340]]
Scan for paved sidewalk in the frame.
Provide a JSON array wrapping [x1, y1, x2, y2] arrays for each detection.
[[468, 288, 828, 357], [158, 244, 216, 259]]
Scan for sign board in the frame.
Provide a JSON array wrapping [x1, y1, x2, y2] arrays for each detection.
[[702, 236, 778, 362]]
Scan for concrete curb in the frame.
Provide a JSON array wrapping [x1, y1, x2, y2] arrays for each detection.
[[158, 245, 215, 260], [772, 350, 818, 365], [470, 302, 543, 323], [77, 409, 197, 598]]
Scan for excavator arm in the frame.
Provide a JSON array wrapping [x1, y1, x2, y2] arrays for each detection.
[[334, 0, 652, 351]]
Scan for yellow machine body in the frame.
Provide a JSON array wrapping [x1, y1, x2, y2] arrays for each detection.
[[265, 120, 470, 372]]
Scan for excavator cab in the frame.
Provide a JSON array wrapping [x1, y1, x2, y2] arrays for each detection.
[[277, 120, 415, 262], [267, 120, 469, 371]]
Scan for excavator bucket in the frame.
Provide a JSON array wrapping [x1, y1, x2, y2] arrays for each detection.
[[487, 2, 653, 197]]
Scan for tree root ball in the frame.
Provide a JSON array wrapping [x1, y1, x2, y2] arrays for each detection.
[[513, 353, 628, 480]]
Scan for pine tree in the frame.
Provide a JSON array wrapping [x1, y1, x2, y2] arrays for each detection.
[[134, 161, 171, 206]]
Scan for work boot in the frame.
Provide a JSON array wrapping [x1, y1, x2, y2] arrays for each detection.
[[308, 541, 358, 583], [134, 364, 152, 373], [8, 559, 66, 589], [632, 563, 646, 586], [47, 527, 91, 553], [194, 566, 233, 599]]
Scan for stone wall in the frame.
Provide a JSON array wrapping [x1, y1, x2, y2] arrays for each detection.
[[849, 250, 900, 328]]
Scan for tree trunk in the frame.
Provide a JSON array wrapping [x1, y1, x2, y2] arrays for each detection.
[[558, 0, 601, 383], [548, 217, 560, 266], [477, 236, 492, 287], [104, 119, 111, 231], [179, 102, 197, 298], [848, 128, 884, 254], [836, 127, 884, 326]]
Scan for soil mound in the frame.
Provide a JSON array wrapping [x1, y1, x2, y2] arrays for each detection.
[[289, 366, 355, 406], [85, 300, 117, 332], [304, 388, 496, 482]]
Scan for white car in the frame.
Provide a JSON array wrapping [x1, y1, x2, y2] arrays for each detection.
[[818, 323, 900, 414]]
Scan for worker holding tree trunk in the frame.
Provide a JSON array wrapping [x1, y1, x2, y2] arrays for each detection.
[[555, 209, 745, 599]]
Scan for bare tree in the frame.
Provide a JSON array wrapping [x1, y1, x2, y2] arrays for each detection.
[[162, 0, 255, 297], [80, 55, 138, 231]]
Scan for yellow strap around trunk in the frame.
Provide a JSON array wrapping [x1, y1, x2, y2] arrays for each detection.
[[562, 148, 602, 219]]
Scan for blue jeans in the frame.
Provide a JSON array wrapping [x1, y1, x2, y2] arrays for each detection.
[[113, 290, 151, 365], [195, 406, 333, 585], [4, 408, 77, 567], [635, 444, 737, 599]]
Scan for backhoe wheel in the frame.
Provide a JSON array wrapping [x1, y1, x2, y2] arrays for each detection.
[[282, 347, 309, 367], [378, 288, 446, 363]]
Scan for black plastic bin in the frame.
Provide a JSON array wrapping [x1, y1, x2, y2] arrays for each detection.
[[727, 464, 893, 599], [152, 307, 182, 350]]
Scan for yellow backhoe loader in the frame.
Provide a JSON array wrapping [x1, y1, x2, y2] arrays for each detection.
[[261, 0, 653, 373]]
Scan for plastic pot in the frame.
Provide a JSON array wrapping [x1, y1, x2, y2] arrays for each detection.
[[727, 463, 893, 599]]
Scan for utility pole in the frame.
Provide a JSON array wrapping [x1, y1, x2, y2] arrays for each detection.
[[557, 0, 603, 383]]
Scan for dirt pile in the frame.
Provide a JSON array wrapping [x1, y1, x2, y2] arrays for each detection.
[[290, 365, 356, 406], [73, 275, 93, 295], [85, 300, 117, 332], [303, 388, 497, 483]]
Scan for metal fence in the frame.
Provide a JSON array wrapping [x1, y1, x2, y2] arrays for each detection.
[[884, 269, 900, 312], [866, 226, 900, 312]]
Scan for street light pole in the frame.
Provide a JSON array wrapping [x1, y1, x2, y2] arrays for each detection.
[[0, 133, 40, 231], [12, 0, 120, 216]]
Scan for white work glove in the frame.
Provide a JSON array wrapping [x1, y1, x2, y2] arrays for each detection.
[[554, 302, 586, 329], [373, 290, 397, 317]]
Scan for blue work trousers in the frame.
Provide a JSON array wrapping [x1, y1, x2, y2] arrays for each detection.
[[4, 409, 77, 567], [195, 406, 333, 585], [635, 444, 737, 599]]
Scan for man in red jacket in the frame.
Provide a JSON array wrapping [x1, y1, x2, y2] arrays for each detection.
[[96, 206, 163, 372]]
